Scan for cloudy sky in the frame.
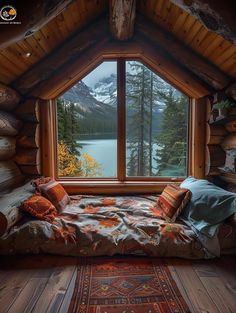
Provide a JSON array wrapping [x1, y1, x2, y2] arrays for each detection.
[[82, 61, 117, 88]]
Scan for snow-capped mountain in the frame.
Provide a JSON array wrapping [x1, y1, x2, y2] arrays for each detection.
[[61, 81, 115, 116], [92, 74, 117, 107]]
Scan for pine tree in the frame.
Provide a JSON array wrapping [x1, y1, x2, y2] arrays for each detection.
[[155, 89, 188, 176]]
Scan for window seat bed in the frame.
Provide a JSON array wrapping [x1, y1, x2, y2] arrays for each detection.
[[1, 191, 235, 259]]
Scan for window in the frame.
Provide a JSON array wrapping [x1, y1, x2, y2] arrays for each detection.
[[56, 59, 189, 180]]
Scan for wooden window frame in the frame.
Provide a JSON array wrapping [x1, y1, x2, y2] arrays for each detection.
[[41, 57, 206, 194]]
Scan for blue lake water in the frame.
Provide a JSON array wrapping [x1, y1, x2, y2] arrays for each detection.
[[78, 139, 117, 177], [78, 139, 160, 177]]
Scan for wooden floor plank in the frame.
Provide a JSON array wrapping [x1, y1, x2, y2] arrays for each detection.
[[168, 263, 196, 313], [172, 259, 221, 313], [0, 255, 235, 313], [33, 264, 76, 313], [0, 269, 33, 313], [58, 268, 78, 313], [7, 271, 53, 313], [199, 277, 235, 313]]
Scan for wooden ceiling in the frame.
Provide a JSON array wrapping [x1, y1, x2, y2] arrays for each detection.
[[0, 0, 235, 90]]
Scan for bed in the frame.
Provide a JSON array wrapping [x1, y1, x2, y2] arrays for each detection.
[[0, 177, 235, 259]]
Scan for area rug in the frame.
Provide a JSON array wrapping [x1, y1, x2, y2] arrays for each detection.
[[67, 256, 190, 313]]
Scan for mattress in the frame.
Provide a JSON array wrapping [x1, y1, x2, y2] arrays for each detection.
[[0, 195, 209, 259]]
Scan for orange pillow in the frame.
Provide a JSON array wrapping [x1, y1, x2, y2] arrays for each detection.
[[21, 194, 57, 222], [158, 184, 191, 222], [34, 178, 70, 213]]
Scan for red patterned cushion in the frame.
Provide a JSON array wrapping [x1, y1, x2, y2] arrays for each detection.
[[21, 194, 57, 222], [34, 178, 70, 213], [158, 184, 191, 222]]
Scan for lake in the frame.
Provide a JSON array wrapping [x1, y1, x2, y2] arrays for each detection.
[[77, 138, 159, 177], [78, 139, 117, 177]]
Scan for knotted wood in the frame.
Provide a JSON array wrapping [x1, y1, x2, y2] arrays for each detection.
[[0, 136, 16, 161], [0, 83, 21, 111], [110, 0, 136, 40], [170, 0, 236, 44], [15, 98, 39, 122], [17, 123, 39, 148], [0, 111, 22, 136], [15, 148, 40, 166]]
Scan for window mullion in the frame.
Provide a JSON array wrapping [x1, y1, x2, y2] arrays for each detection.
[[117, 58, 126, 181]]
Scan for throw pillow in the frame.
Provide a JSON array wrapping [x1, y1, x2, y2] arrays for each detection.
[[34, 177, 70, 213], [21, 194, 57, 222], [180, 177, 236, 237], [158, 184, 191, 222]]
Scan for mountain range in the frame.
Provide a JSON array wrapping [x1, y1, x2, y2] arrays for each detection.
[[59, 73, 165, 136]]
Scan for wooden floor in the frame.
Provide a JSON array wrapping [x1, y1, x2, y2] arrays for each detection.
[[0, 255, 235, 313]]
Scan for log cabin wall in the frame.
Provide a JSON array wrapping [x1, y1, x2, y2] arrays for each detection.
[[0, 83, 42, 193], [206, 84, 236, 191]]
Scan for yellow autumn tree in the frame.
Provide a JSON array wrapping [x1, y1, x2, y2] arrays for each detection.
[[58, 142, 102, 177], [80, 153, 102, 177], [58, 142, 82, 177]]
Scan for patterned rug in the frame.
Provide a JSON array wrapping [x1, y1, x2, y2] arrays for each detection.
[[67, 257, 190, 313]]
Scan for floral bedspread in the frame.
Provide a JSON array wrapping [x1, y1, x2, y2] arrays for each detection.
[[0, 195, 208, 258]]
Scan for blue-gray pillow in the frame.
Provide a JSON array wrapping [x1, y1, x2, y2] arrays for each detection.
[[180, 177, 236, 238]]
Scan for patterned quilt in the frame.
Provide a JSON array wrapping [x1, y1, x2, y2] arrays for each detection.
[[0, 195, 208, 258]]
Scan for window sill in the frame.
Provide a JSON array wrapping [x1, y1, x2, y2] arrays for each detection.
[[59, 178, 185, 195]]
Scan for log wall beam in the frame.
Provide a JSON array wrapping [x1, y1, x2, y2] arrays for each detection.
[[170, 0, 236, 44], [0, 83, 21, 111], [109, 0, 136, 40], [136, 14, 231, 90], [12, 18, 109, 95], [0, 0, 74, 49]]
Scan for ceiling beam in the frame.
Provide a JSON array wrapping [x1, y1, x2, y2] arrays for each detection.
[[109, 0, 136, 40], [28, 38, 212, 100], [0, 0, 74, 49], [136, 14, 231, 90], [12, 18, 109, 95], [170, 0, 236, 44]]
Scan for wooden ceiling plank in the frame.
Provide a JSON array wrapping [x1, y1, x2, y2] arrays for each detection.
[[39, 26, 60, 52], [160, 0, 171, 23], [203, 36, 224, 58], [109, 0, 136, 40], [207, 40, 232, 61], [55, 14, 70, 40], [216, 47, 236, 66], [172, 10, 188, 34], [0, 55, 22, 77], [221, 53, 236, 71], [185, 20, 202, 45], [61, 11, 75, 35], [190, 26, 209, 51], [12, 18, 109, 95], [24, 36, 46, 59], [0, 0, 74, 50], [170, 0, 236, 44], [178, 14, 196, 39], [134, 36, 210, 97], [153, 0, 164, 18], [32, 30, 52, 54], [1, 49, 28, 73], [64, 1, 81, 30], [14, 42, 39, 66], [166, 5, 182, 31], [136, 15, 230, 90], [198, 32, 219, 54]]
